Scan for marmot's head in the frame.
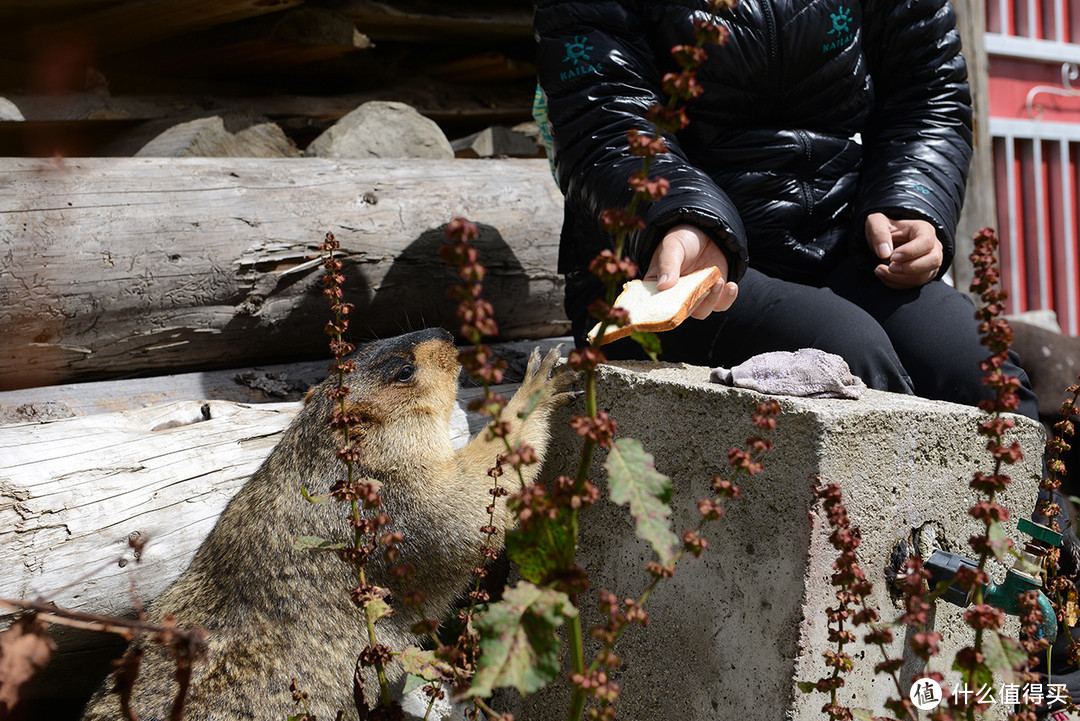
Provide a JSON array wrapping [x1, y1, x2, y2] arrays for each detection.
[[336, 328, 460, 429], [298, 328, 461, 478]]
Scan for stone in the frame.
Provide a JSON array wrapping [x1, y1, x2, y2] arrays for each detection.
[[303, 100, 453, 160], [451, 125, 542, 158], [502, 361, 1045, 721], [135, 113, 299, 157], [0, 97, 24, 121]]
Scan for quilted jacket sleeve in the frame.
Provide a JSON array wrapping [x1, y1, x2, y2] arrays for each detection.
[[855, 0, 973, 276], [534, 0, 749, 281]]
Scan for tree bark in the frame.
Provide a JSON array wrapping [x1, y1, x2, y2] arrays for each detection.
[[0, 157, 567, 390], [951, 0, 996, 294]]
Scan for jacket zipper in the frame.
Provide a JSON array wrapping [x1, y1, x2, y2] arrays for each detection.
[[795, 129, 815, 216], [760, 0, 781, 88]]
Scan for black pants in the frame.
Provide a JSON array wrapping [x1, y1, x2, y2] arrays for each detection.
[[579, 257, 1040, 423]]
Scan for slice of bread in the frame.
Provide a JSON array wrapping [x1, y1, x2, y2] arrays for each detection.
[[586, 266, 723, 345]]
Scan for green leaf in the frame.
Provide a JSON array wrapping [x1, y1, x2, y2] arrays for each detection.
[[850, 709, 876, 721], [402, 673, 429, 696], [292, 535, 346, 551], [982, 631, 1027, 685], [505, 520, 570, 584], [630, 330, 661, 362], [952, 654, 994, 691], [795, 680, 818, 694], [300, 485, 332, 505], [397, 646, 453, 681], [605, 438, 678, 565], [464, 582, 577, 699], [987, 520, 1015, 563], [365, 597, 393, 623]]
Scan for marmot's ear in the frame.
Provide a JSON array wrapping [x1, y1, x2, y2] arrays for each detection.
[[302, 386, 319, 405]]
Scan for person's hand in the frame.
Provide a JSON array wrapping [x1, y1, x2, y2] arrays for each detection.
[[643, 224, 738, 319], [865, 213, 944, 290]]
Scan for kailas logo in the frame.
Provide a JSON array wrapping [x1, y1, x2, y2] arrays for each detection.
[[828, 6, 852, 35], [822, 5, 855, 53], [559, 35, 603, 81]]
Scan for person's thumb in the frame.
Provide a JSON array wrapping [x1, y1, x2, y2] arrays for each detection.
[[865, 213, 895, 261], [653, 238, 686, 291]]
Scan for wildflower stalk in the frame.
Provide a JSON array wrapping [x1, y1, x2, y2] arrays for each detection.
[[1039, 380, 1080, 669], [318, 231, 394, 708], [954, 227, 1026, 720], [563, 6, 734, 718], [801, 482, 915, 721], [439, 218, 544, 705], [578, 401, 778, 721]]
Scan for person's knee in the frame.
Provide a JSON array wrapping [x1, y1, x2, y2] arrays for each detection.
[[829, 335, 913, 394]]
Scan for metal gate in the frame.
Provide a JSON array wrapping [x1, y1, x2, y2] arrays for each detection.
[[986, 0, 1080, 335]]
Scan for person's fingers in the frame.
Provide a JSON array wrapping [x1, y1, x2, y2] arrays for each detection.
[[689, 280, 738, 319], [644, 237, 687, 291], [874, 261, 937, 289], [865, 213, 895, 261], [889, 222, 936, 261], [874, 265, 912, 289], [888, 247, 942, 278]]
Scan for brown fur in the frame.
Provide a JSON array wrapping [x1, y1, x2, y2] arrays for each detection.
[[81, 328, 572, 721]]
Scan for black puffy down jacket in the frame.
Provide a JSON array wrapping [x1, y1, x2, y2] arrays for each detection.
[[535, 0, 973, 297]]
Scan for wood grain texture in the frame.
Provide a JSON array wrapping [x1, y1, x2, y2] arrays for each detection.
[[0, 400, 296, 622], [0, 387, 496, 698], [0, 157, 567, 389]]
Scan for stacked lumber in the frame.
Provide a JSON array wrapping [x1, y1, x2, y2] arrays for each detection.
[[0, 156, 565, 390], [0, 0, 538, 157]]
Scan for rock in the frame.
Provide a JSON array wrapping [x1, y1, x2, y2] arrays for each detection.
[[0, 97, 24, 121], [451, 125, 542, 158], [135, 113, 299, 157], [303, 100, 453, 160]]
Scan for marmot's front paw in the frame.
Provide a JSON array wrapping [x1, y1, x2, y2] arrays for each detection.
[[512, 346, 577, 420]]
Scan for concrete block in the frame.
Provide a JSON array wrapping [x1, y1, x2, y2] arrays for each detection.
[[505, 361, 1045, 720]]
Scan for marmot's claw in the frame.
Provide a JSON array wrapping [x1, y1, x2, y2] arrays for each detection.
[[516, 346, 578, 411]]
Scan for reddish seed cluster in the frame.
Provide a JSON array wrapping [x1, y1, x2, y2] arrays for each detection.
[[569, 411, 618, 448], [626, 129, 667, 158], [807, 482, 919, 720]]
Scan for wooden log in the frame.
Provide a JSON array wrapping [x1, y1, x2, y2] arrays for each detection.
[[2, 86, 533, 138], [30, 0, 304, 55], [951, 0, 995, 293], [0, 157, 567, 390], [0, 338, 569, 421], [335, 0, 532, 42], [0, 401, 296, 623], [0, 388, 495, 697], [124, 7, 374, 77]]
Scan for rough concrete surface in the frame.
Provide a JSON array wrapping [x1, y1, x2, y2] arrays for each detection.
[[501, 361, 1045, 721]]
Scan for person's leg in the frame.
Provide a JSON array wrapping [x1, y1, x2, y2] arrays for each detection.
[[824, 257, 1040, 422], [601, 267, 916, 395]]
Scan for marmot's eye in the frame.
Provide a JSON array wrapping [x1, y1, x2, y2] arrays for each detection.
[[394, 364, 416, 383]]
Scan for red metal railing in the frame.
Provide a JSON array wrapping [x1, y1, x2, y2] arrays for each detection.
[[986, 0, 1080, 335]]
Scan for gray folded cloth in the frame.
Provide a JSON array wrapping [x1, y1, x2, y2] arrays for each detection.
[[710, 348, 867, 399]]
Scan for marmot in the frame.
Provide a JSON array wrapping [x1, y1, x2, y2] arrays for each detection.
[[81, 328, 573, 720]]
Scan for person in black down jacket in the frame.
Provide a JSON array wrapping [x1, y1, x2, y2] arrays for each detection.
[[535, 0, 1078, 713]]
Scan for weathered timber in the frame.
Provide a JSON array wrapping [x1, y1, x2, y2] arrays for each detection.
[[0, 400, 296, 623], [30, 0, 304, 55], [0, 337, 569, 421], [123, 7, 373, 77], [3, 89, 528, 125], [0, 157, 566, 390], [336, 0, 532, 42], [952, 0, 995, 293], [0, 388, 494, 698]]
